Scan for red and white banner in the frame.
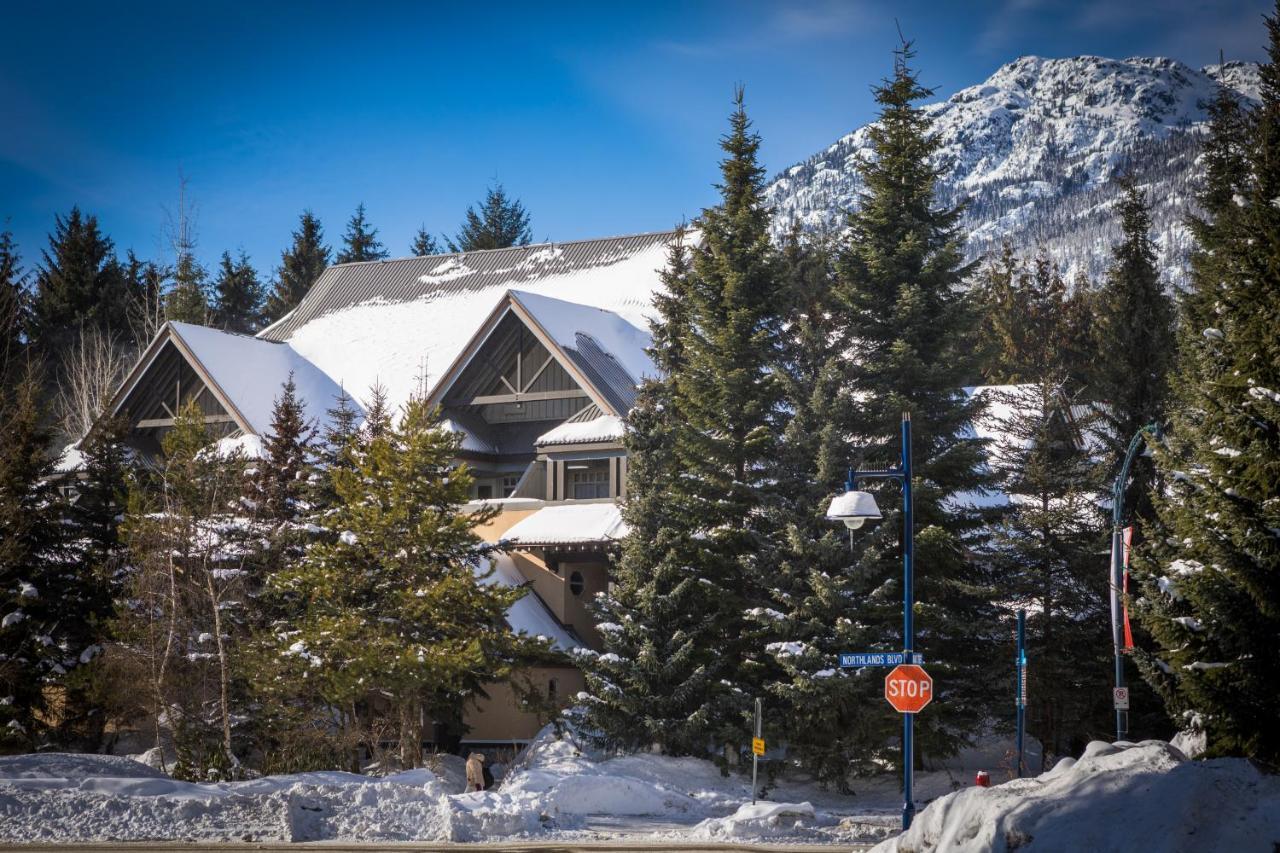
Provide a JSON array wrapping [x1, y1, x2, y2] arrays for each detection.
[[1121, 526, 1134, 653]]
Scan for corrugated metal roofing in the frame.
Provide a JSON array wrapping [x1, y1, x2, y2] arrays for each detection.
[[259, 230, 682, 343]]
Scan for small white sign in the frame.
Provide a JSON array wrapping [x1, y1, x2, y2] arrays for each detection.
[[1113, 687, 1130, 710]]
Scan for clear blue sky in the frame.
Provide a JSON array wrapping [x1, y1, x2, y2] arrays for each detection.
[[0, 0, 1271, 279]]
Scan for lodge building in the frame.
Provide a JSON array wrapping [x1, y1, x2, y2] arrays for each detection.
[[95, 229, 684, 748]]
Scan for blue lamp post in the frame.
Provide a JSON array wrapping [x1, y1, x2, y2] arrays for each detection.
[[826, 411, 916, 830]]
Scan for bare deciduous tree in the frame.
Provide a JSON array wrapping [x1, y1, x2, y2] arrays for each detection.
[[55, 326, 133, 442]]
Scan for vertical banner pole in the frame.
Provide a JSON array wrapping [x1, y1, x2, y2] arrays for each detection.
[[752, 697, 761, 805], [1110, 528, 1127, 741], [1016, 609, 1026, 778], [901, 412, 915, 831]]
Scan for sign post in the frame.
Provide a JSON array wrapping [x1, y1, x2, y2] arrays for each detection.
[[839, 652, 924, 667], [1015, 609, 1026, 778], [884, 664, 933, 713], [751, 698, 762, 804]]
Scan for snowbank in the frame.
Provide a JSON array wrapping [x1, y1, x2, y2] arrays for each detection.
[[871, 739, 1280, 853], [0, 754, 453, 842], [692, 801, 831, 841]]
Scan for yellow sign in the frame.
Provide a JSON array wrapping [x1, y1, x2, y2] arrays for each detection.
[[752, 737, 765, 756]]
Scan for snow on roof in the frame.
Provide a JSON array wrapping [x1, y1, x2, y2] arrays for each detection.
[[280, 232, 679, 417], [510, 289, 655, 393], [535, 414, 625, 447], [476, 554, 580, 652], [438, 418, 499, 455], [501, 503, 629, 546], [169, 322, 352, 436], [55, 443, 85, 474]]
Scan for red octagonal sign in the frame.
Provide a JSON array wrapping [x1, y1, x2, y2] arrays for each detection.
[[885, 664, 933, 713]]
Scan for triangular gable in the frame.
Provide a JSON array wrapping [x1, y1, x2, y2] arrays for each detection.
[[107, 322, 351, 443], [108, 322, 257, 439], [426, 290, 632, 418]]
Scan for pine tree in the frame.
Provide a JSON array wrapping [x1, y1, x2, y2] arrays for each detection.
[[0, 364, 73, 747], [211, 251, 264, 333], [335, 203, 388, 264], [449, 185, 532, 252], [753, 231, 888, 785], [584, 91, 785, 758], [265, 393, 536, 766], [252, 376, 315, 523], [1091, 179, 1175, 522], [834, 42, 998, 760], [165, 252, 209, 325], [264, 211, 330, 323], [29, 208, 129, 357], [58, 414, 131, 747], [307, 389, 361, 524], [0, 229, 28, 382], [1133, 11, 1280, 766], [410, 227, 440, 256], [982, 256, 1112, 765]]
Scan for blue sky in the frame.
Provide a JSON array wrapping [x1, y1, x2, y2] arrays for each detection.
[[0, 0, 1271, 280]]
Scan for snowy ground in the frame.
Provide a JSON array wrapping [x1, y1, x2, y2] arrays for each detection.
[[872, 739, 1280, 853], [1, 732, 1272, 848]]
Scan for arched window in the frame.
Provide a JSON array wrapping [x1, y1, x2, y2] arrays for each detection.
[[569, 571, 585, 596]]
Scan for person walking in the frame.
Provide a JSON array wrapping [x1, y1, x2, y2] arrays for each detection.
[[465, 752, 486, 793]]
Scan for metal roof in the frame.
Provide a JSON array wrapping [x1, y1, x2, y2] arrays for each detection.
[[259, 229, 682, 342]]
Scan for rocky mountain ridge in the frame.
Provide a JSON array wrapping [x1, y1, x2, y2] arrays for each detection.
[[765, 55, 1262, 286]]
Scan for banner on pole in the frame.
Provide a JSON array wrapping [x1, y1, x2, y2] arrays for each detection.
[[1122, 526, 1134, 653]]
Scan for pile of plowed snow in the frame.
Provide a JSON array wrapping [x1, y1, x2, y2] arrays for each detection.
[[872, 739, 1280, 853], [0, 753, 474, 842]]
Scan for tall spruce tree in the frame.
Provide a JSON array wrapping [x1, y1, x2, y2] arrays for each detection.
[[584, 91, 785, 758], [0, 229, 28, 381], [410, 226, 440, 256], [1091, 179, 1175, 522], [30, 208, 130, 356], [1133, 13, 1280, 766], [211, 250, 264, 333], [834, 42, 998, 760], [0, 365, 74, 747], [335, 203, 388, 264], [264, 211, 330, 322], [449, 185, 532, 252], [753, 231, 889, 785]]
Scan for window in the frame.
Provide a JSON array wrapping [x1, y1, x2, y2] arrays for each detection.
[[502, 474, 520, 497], [548, 678, 559, 701], [476, 484, 493, 500], [569, 571, 585, 596], [567, 460, 609, 499]]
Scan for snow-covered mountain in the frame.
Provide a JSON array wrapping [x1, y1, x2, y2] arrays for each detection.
[[765, 56, 1261, 286]]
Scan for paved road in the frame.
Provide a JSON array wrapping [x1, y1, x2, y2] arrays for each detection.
[[0, 843, 870, 852]]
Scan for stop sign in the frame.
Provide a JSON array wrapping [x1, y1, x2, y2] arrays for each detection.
[[885, 664, 933, 713]]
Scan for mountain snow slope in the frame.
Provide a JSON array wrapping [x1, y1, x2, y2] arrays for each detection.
[[766, 56, 1261, 286]]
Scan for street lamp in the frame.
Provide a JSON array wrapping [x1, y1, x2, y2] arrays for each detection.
[[825, 488, 882, 530], [828, 411, 916, 831]]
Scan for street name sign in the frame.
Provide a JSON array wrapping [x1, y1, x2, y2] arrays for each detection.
[[840, 652, 925, 667], [885, 664, 933, 713]]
